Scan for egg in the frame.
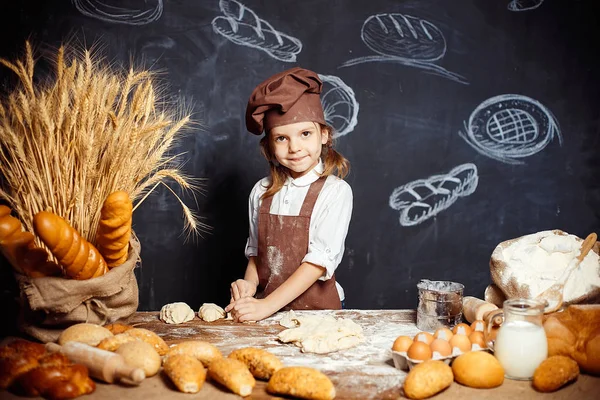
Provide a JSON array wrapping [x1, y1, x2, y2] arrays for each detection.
[[413, 331, 434, 345], [407, 341, 433, 361], [470, 320, 486, 333], [430, 338, 452, 357], [468, 331, 486, 349], [452, 323, 473, 336], [449, 334, 472, 353], [433, 327, 454, 341], [392, 335, 413, 352]]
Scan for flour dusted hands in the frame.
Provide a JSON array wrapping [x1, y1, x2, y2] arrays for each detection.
[[225, 297, 274, 323]]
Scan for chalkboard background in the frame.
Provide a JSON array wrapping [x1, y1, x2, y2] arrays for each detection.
[[1, 0, 599, 335]]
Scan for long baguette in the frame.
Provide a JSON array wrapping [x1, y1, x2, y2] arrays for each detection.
[[0, 205, 61, 277], [33, 211, 108, 280], [96, 191, 132, 268]]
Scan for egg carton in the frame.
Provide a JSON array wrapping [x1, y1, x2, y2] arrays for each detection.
[[391, 344, 489, 371]]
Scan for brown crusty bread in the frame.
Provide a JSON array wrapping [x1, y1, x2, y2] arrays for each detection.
[[208, 358, 255, 397], [228, 347, 282, 380], [163, 354, 206, 393], [267, 366, 335, 400], [96, 191, 132, 268]]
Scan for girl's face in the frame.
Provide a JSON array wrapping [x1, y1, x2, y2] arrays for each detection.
[[269, 121, 329, 179]]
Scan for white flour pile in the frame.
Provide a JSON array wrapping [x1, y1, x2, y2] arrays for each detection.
[[497, 230, 600, 301]]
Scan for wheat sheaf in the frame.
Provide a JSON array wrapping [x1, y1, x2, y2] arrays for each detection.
[[0, 42, 205, 246]]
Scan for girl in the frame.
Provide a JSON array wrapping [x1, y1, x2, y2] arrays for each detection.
[[225, 67, 353, 322]]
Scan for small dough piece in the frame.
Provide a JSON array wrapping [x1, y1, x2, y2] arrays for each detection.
[[267, 366, 335, 400], [533, 355, 579, 392], [277, 311, 365, 354], [160, 302, 195, 324], [124, 328, 169, 356], [403, 360, 453, 400], [163, 354, 206, 393], [208, 358, 255, 396], [166, 340, 223, 367], [452, 351, 504, 388], [116, 341, 161, 377], [58, 323, 113, 347], [97, 333, 139, 352], [228, 347, 283, 380], [198, 303, 226, 322]]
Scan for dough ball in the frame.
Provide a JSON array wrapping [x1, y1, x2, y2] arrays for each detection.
[[160, 302, 195, 324], [198, 303, 226, 322]]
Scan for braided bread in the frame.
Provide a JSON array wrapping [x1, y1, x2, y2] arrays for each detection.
[[0, 205, 61, 277], [33, 211, 108, 280], [96, 191, 132, 268], [0, 339, 95, 399]]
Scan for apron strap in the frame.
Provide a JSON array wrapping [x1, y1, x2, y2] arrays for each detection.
[[299, 177, 327, 217]]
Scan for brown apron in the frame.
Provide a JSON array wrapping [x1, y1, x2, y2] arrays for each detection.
[[256, 177, 341, 310]]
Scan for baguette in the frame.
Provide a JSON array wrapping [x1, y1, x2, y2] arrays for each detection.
[[33, 211, 108, 280], [96, 191, 132, 268], [0, 205, 61, 277]]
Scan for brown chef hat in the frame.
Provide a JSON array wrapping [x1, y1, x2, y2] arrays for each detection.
[[245, 67, 326, 135]]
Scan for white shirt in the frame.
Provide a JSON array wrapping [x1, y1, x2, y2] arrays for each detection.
[[245, 161, 353, 300]]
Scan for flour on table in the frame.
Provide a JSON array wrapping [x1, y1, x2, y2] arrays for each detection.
[[198, 303, 227, 322], [495, 230, 600, 301], [277, 310, 365, 354], [159, 302, 195, 324]]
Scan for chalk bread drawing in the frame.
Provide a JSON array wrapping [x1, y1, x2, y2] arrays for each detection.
[[212, 0, 302, 62], [71, 0, 163, 25], [459, 94, 561, 165], [389, 163, 478, 226], [508, 0, 545, 12], [318, 74, 359, 139], [341, 13, 467, 85]]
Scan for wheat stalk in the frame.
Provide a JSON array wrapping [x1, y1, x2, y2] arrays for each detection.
[[0, 42, 205, 245]]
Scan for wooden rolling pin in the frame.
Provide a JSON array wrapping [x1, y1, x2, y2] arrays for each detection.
[[46, 342, 145, 384], [463, 296, 504, 326]]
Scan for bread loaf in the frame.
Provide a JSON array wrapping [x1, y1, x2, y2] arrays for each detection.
[[544, 304, 600, 375], [33, 211, 108, 279], [121, 328, 169, 356], [58, 323, 114, 347], [96, 191, 132, 268], [452, 351, 504, 388], [533, 355, 579, 392], [228, 347, 283, 380], [115, 341, 161, 377], [163, 354, 206, 393], [403, 360, 453, 400], [0, 205, 61, 277]]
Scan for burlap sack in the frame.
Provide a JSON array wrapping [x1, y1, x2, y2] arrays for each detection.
[[488, 230, 600, 307], [14, 234, 141, 343]]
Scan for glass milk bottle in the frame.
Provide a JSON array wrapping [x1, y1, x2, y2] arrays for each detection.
[[493, 299, 548, 380]]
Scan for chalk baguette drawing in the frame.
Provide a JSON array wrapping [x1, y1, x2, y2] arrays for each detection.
[[459, 94, 561, 165], [318, 74, 359, 139], [389, 163, 479, 226], [341, 13, 468, 85], [508, 0, 545, 12], [71, 0, 163, 25], [212, 0, 302, 62]]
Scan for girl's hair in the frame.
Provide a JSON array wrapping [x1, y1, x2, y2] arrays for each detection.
[[259, 123, 350, 199]]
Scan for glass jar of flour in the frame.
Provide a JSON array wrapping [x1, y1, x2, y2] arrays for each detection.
[[493, 298, 548, 380]]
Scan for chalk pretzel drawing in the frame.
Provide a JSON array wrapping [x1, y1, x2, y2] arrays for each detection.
[[389, 163, 478, 226], [459, 94, 561, 165], [212, 0, 302, 62], [341, 13, 467, 85], [507, 0, 545, 12], [318, 74, 359, 139], [71, 0, 163, 25]]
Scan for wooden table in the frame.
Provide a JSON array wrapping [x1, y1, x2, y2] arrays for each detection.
[[2, 310, 598, 399]]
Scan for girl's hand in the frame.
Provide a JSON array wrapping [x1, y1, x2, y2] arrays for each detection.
[[225, 297, 275, 323], [230, 279, 257, 302]]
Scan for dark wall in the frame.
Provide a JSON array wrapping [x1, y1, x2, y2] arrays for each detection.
[[0, 1, 599, 325]]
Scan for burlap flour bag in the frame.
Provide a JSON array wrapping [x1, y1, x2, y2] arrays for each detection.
[[14, 234, 141, 343], [489, 230, 600, 308]]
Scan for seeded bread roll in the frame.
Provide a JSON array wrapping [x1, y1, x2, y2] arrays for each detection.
[[267, 366, 335, 400], [163, 354, 206, 394], [228, 347, 283, 380], [208, 358, 255, 397]]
